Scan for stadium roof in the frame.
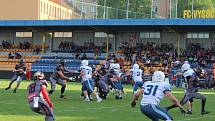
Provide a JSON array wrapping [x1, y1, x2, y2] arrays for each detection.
[[0, 19, 215, 33]]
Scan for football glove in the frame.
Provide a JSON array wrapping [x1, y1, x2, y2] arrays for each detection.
[[131, 101, 136, 108]]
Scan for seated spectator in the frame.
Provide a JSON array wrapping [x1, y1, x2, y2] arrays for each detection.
[[15, 52, 22, 59], [33, 47, 41, 54], [75, 52, 80, 60], [81, 53, 87, 60], [8, 52, 14, 59]]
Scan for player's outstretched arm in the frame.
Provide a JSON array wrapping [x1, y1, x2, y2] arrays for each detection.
[[57, 70, 70, 81], [165, 91, 186, 114], [130, 89, 143, 108]]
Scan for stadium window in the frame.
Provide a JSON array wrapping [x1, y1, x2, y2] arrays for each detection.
[[16, 32, 32, 37], [198, 33, 204, 38], [55, 7, 57, 18], [90, 6, 96, 13], [145, 32, 150, 38], [193, 33, 197, 38], [187, 32, 192, 38], [204, 33, 209, 38], [67, 32, 73, 37], [140, 32, 160, 38], [54, 32, 72, 37], [154, 32, 160, 38], [187, 32, 209, 38], [52, 6, 55, 17], [43, 2, 45, 13], [49, 5, 51, 16], [62, 11, 65, 19], [149, 33, 154, 38], [40, 2, 43, 13], [95, 32, 107, 38]]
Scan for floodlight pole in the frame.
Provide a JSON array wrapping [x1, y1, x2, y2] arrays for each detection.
[[191, 0, 194, 18], [151, 0, 153, 19], [103, 0, 107, 19], [176, 0, 178, 18], [169, 0, 171, 18], [126, 0, 130, 19]]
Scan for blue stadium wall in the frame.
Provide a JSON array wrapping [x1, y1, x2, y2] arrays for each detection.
[[1, 19, 215, 78]]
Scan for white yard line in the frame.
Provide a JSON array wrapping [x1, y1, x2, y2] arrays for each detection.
[[172, 91, 215, 95]]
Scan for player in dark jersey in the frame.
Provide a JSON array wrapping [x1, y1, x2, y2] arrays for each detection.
[[96, 64, 109, 99], [27, 71, 55, 121], [5, 59, 26, 93], [165, 63, 209, 115], [48, 59, 74, 98]]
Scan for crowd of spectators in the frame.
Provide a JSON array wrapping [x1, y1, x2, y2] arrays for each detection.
[[18, 41, 31, 49], [118, 41, 215, 89], [8, 52, 22, 59], [2, 40, 12, 49], [57, 41, 112, 53], [2, 40, 31, 49], [119, 41, 215, 68]]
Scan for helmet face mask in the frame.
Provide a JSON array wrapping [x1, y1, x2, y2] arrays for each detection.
[[81, 60, 88, 66], [152, 71, 165, 82], [34, 71, 45, 80]]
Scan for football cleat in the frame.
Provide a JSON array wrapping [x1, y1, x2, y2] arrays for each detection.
[[97, 98, 102, 103], [186, 110, 192, 114], [201, 111, 210, 115]]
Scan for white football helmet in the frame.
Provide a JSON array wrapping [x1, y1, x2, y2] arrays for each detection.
[[34, 71, 45, 80], [109, 63, 115, 70], [132, 64, 139, 70], [152, 71, 165, 82], [114, 63, 120, 70], [81, 60, 88, 66], [181, 63, 190, 72], [184, 61, 189, 64]]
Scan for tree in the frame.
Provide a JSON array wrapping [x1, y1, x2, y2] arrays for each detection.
[[97, 0, 151, 19]]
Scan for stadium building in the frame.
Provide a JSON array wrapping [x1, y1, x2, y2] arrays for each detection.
[[0, 0, 215, 78]]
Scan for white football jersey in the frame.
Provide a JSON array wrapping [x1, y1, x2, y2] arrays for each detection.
[[141, 81, 171, 106], [80, 65, 92, 81], [130, 69, 143, 82], [183, 69, 195, 78]]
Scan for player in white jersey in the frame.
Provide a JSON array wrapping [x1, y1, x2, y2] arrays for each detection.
[[131, 71, 185, 121], [80, 60, 102, 102], [128, 64, 143, 94], [112, 63, 124, 99]]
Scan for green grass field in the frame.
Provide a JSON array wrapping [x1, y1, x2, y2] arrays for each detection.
[[0, 79, 215, 121]]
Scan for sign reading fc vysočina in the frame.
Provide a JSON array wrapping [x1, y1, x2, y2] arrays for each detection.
[[183, 9, 215, 18]]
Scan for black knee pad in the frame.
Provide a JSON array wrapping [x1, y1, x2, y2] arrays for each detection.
[[48, 90, 54, 95]]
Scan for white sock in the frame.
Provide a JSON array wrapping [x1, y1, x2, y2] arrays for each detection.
[[85, 95, 89, 100], [96, 94, 100, 100]]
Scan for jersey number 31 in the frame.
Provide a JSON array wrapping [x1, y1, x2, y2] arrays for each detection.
[[144, 85, 158, 96]]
